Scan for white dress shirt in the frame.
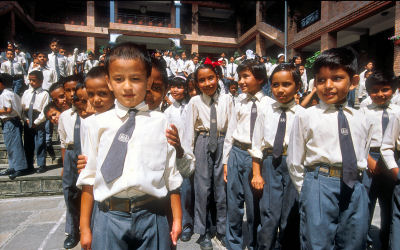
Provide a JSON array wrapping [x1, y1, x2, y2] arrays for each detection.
[[80, 114, 94, 156], [381, 112, 400, 170], [184, 60, 197, 75], [360, 103, 400, 148], [164, 56, 173, 77], [170, 59, 181, 76], [249, 99, 304, 160], [264, 62, 272, 77], [0, 88, 22, 119], [223, 91, 268, 164], [226, 63, 238, 82], [47, 52, 67, 79], [58, 107, 78, 149], [357, 70, 367, 99], [287, 101, 372, 192], [21, 87, 50, 125], [1, 59, 25, 75], [301, 69, 308, 90], [35, 66, 57, 90], [76, 100, 182, 202], [84, 60, 99, 74], [186, 92, 233, 151], [268, 64, 278, 78]]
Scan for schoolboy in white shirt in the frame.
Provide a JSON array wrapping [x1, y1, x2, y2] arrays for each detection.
[[287, 48, 372, 249], [1, 49, 25, 95], [84, 52, 99, 74], [47, 39, 67, 80]]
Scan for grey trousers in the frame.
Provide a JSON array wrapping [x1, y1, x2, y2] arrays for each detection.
[[91, 200, 171, 250], [63, 149, 81, 236], [194, 134, 226, 235], [2, 118, 28, 171]]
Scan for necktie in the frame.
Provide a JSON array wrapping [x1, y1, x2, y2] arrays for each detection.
[[250, 97, 257, 142], [208, 98, 218, 153], [337, 105, 358, 188], [54, 53, 60, 78], [272, 107, 287, 159], [10, 60, 14, 76], [28, 90, 36, 128], [101, 109, 137, 183], [73, 115, 81, 155], [231, 64, 234, 77], [382, 107, 389, 135], [180, 102, 185, 115]]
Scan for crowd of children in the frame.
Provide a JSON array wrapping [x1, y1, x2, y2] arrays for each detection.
[[1, 38, 400, 250]]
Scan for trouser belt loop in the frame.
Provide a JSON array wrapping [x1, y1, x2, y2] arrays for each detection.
[[314, 166, 320, 179]]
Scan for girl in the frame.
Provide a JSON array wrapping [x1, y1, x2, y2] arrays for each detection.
[[187, 73, 200, 98], [186, 59, 233, 248], [249, 63, 304, 249]]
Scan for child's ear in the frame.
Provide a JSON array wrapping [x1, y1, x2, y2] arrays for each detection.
[[349, 74, 359, 91], [105, 75, 113, 92]]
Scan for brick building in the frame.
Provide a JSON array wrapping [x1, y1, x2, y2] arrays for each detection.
[[1, 1, 399, 74]]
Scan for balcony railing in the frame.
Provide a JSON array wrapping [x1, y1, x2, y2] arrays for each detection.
[[298, 9, 320, 31], [115, 13, 172, 28]]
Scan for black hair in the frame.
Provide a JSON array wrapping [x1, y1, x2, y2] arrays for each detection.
[[6, 48, 14, 53], [50, 38, 59, 45], [365, 70, 398, 92], [63, 74, 82, 86], [48, 82, 64, 95], [237, 59, 268, 86], [0, 73, 13, 88], [312, 47, 358, 78], [44, 103, 60, 119], [194, 63, 221, 95], [105, 42, 151, 77], [191, 53, 198, 59], [169, 76, 190, 103], [36, 51, 48, 57], [229, 80, 238, 87], [270, 63, 302, 89], [85, 66, 107, 83], [151, 57, 168, 90], [29, 70, 44, 82], [292, 55, 302, 64], [187, 73, 200, 95], [73, 82, 86, 103]]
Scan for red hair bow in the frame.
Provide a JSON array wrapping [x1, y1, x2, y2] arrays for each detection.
[[204, 57, 221, 68]]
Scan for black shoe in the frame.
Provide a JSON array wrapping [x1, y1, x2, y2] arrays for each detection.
[[216, 233, 226, 247], [180, 226, 193, 242], [36, 166, 46, 173], [64, 234, 79, 249], [47, 145, 56, 161], [0, 168, 15, 176], [198, 233, 213, 250], [9, 170, 30, 180]]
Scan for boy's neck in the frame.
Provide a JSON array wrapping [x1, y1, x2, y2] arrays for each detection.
[[247, 88, 262, 97]]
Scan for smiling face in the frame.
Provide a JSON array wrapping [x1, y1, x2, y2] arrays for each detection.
[[368, 84, 394, 106], [197, 68, 218, 97], [86, 77, 115, 113], [50, 87, 69, 112], [64, 81, 78, 107], [170, 84, 185, 102], [107, 58, 149, 108], [238, 69, 263, 96], [46, 107, 61, 125], [315, 67, 358, 105], [270, 71, 299, 104]]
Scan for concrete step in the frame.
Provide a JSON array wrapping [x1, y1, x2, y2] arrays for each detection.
[[0, 165, 63, 198], [0, 144, 62, 165]]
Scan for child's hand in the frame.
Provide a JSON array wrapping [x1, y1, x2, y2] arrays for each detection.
[[223, 164, 228, 183], [166, 124, 184, 158], [391, 168, 400, 182], [367, 155, 380, 176], [77, 155, 88, 174], [251, 175, 265, 190], [80, 228, 92, 250], [170, 219, 182, 246]]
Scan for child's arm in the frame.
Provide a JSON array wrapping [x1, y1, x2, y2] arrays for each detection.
[[0, 107, 12, 114], [33, 92, 50, 126], [166, 124, 184, 158], [367, 154, 380, 175], [249, 105, 266, 190], [222, 102, 238, 183], [300, 87, 317, 108], [381, 114, 400, 181], [169, 191, 182, 246], [251, 158, 264, 191], [77, 155, 88, 174], [80, 185, 94, 250]]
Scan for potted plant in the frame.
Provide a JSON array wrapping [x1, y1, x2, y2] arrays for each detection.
[[128, 19, 133, 24], [158, 22, 163, 27], [148, 21, 153, 26], [70, 20, 75, 25], [117, 18, 123, 23], [138, 19, 143, 25], [388, 35, 400, 46]]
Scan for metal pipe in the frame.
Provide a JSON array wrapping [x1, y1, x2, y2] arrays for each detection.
[[284, 0, 288, 62]]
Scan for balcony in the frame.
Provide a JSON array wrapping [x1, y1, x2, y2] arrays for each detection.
[[297, 10, 320, 31], [114, 13, 172, 28]]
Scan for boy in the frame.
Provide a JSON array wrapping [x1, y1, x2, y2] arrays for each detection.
[[360, 71, 399, 250], [226, 56, 238, 84], [58, 82, 91, 249], [0, 73, 29, 180], [48, 38, 67, 80], [1, 49, 25, 95], [77, 42, 182, 250], [49, 82, 69, 112], [84, 52, 99, 74], [21, 71, 50, 173], [222, 59, 269, 249], [287, 48, 372, 249], [34, 52, 57, 91], [44, 103, 61, 125], [228, 81, 239, 106], [358, 60, 374, 103], [63, 75, 80, 108]]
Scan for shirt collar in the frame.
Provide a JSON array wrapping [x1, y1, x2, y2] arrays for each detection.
[[114, 100, 148, 119], [319, 100, 353, 114], [201, 91, 219, 105], [246, 90, 264, 102], [32, 87, 43, 93], [369, 101, 392, 110], [272, 98, 296, 112]]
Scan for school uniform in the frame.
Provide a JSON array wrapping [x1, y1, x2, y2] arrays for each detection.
[[170, 59, 182, 77], [164, 56, 173, 78], [361, 102, 399, 249], [21, 87, 50, 170], [300, 68, 307, 89], [1, 59, 25, 95], [287, 101, 372, 250], [0, 88, 28, 172], [264, 62, 272, 77], [76, 101, 182, 250], [223, 91, 268, 250], [47, 52, 67, 80], [249, 98, 303, 250], [185, 60, 198, 76], [84, 59, 99, 74], [226, 62, 238, 82], [380, 112, 400, 250], [186, 91, 233, 236], [36, 66, 57, 91], [58, 107, 82, 238]]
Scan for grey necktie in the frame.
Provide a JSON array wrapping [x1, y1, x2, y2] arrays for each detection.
[[101, 109, 137, 183], [73, 115, 81, 155], [208, 98, 218, 153], [54, 53, 60, 78], [382, 107, 389, 135], [272, 107, 287, 159], [27, 90, 36, 128], [337, 105, 358, 188], [250, 97, 257, 142], [231, 64, 234, 76], [10, 60, 14, 76]]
